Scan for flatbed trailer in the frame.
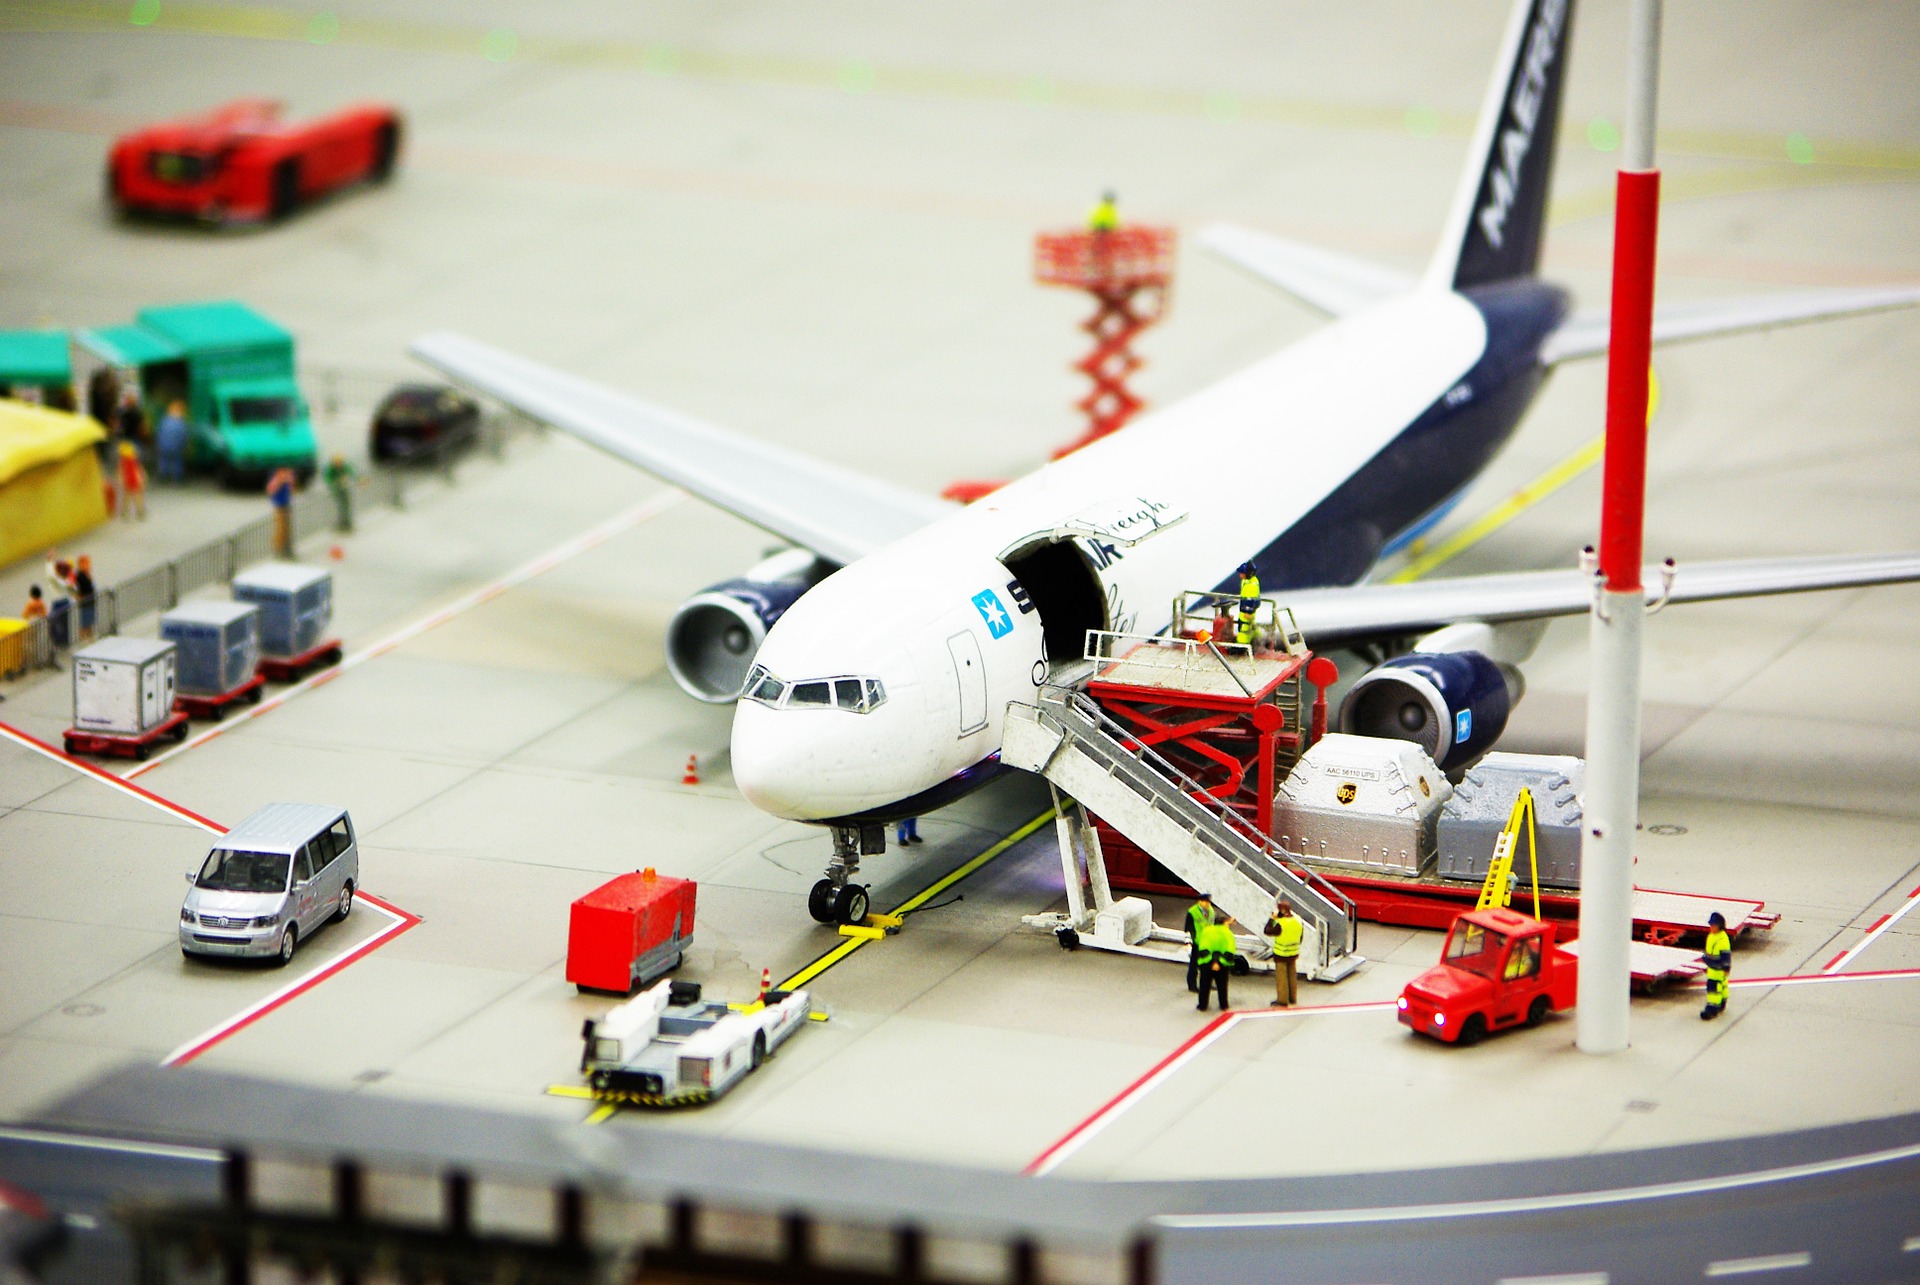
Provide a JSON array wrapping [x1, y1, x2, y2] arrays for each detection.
[[63, 711, 190, 760], [173, 674, 266, 721], [257, 638, 342, 683], [1561, 937, 1708, 993]]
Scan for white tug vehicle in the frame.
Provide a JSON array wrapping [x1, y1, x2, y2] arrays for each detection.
[[579, 977, 813, 1107]]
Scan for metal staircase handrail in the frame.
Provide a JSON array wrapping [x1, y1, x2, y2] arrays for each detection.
[[1031, 685, 1356, 955]]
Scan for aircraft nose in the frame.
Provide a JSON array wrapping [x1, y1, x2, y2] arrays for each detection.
[[731, 702, 839, 821]]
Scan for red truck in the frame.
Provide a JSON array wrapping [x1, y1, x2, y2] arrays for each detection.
[[567, 869, 696, 996], [1397, 906, 1577, 1045], [107, 99, 401, 224]]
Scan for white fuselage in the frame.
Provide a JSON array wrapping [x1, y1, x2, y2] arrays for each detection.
[[733, 290, 1488, 821]]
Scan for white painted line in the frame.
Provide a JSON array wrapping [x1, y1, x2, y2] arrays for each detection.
[[161, 891, 419, 1066], [1823, 884, 1920, 974], [125, 489, 685, 778], [0, 1125, 221, 1163], [0, 721, 224, 832], [1704, 1251, 1811, 1276], [1151, 1139, 1920, 1229], [1499, 1274, 1609, 1285]]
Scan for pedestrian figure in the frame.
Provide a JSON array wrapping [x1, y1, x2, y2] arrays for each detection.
[[156, 401, 189, 482], [1701, 911, 1732, 1020], [322, 453, 359, 533], [267, 466, 297, 556], [117, 442, 147, 520], [115, 388, 148, 448], [1265, 898, 1303, 1007], [1195, 914, 1237, 1013], [1186, 892, 1219, 993], [21, 586, 47, 621], [72, 555, 97, 642], [895, 816, 922, 845]]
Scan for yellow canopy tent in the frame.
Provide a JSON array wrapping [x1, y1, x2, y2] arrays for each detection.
[[0, 398, 107, 567]]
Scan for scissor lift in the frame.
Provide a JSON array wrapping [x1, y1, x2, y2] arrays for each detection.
[[1033, 224, 1175, 459]]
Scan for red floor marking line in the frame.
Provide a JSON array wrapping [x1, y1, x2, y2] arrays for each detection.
[[1822, 890, 1920, 975], [162, 892, 421, 1067], [0, 721, 226, 833], [1824, 951, 1850, 970]]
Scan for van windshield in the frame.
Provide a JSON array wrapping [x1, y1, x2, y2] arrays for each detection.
[[226, 396, 298, 427], [197, 849, 290, 894]]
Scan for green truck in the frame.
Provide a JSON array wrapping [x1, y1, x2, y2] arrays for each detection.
[[70, 301, 317, 484]]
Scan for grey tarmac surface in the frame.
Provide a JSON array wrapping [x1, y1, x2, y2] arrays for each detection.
[[1, 0, 1918, 1216]]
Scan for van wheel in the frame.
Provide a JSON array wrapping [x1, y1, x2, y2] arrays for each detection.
[[334, 882, 354, 922], [1457, 1013, 1487, 1047], [751, 1032, 767, 1069], [1526, 996, 1551, 1028], [274, 924, 298, 967]]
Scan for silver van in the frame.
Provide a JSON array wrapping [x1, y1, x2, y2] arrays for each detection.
[[180, 803, 358, 966]]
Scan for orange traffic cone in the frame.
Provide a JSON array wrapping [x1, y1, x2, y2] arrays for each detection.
[[329, 543, 346, 561], [759, 967, 771, 1000], [682, 754, 700, 786]]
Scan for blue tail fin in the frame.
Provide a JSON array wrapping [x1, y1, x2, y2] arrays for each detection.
[[1426, 0, 1576, 292]]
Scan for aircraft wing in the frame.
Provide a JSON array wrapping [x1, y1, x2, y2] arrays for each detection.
[[1199, 223, 1416, 317], [1283, 552, 1920, 645], [1541, 286, 1920, 365], [410, 332, 954, 567]]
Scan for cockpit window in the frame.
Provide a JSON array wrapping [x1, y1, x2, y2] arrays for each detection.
[[789, 680, 832, 707], [742, 665, 887, 713]]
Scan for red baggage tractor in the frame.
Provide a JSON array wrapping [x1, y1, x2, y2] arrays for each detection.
[[567, 869, 696, 995]]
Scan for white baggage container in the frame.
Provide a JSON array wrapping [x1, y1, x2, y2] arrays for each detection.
[[72, 637, 177, 735], [1274, 733, 1452, 875], [1437, 753, 1586, 888]]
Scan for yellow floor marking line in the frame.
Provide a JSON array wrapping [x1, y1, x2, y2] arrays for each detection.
[[583, 1104, 618, 1125], [1390, 370, 1660, 583], [779, 809, 1056, 991], [546, 1084, 594, 1100]]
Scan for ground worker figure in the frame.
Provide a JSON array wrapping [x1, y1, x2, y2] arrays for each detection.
[[1087, 189, 1118, 233], [1265, 898, 1303, 1007], [1195, 915, 1237, 1013], [266, 467, 297, 556], [1235, 561, 1260, 646], [156, 401, 189, 482], [323, 453, 360, 533], [1185, 892, 1218, 993], [1701, 911, 1732, 1020], [117, 442, 147, 520]]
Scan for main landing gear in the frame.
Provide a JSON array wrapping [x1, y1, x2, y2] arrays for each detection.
[[807, 823, 878, 926]]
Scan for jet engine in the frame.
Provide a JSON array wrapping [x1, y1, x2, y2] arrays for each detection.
[[666, 549, 832, 702], [1336, 622, 1535, 773]]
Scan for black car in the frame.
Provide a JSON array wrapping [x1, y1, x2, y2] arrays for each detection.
[[369, 383, 480, 462]]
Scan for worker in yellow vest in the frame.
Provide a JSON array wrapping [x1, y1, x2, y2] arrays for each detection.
[[1195, 915, 1238, 1013], [1265, 898, 1303, 1007], [1185, 893, 1218, 993], [1235, 561, 1260, 646], [1701, 911, 1732, 1020], [1087, 190, 1119, 233]]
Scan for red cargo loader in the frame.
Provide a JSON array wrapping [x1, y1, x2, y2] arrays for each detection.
[[567, 869, 696, 996]]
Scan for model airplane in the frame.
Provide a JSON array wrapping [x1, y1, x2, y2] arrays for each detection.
[[415, 0, 1920, 924]]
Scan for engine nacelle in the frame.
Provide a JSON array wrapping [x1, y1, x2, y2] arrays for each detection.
[[1337, 648, 1521, 773], [666, 549, 831, 703]]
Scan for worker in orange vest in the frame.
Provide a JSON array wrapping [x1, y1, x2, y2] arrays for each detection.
[[117, 442, 148, 520]]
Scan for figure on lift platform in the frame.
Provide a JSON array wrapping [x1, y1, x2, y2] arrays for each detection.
[[1235, 562, 1261, 646]]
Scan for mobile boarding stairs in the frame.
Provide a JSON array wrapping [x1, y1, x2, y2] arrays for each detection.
[[1002, 681, 1364, 983]]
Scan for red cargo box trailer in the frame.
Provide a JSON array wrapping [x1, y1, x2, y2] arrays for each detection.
[[567, 869, 696, 996]]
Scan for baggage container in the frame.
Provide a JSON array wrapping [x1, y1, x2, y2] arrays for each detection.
[[72, 636, 177, 735], [232, 562, 331, 658], [1438, 752, 1586, 889], [567, 869, 696, 995], [1274, 732, 1451, 875], [160, 600, 261, 696]]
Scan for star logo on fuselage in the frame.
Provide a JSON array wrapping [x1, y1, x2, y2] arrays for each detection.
[[972, 589, 1013, 639]]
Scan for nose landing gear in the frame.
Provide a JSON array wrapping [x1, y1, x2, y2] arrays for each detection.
[[808, 823, 880, 925]]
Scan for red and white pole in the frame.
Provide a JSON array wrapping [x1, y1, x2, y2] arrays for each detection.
[[1577, 0, 1662, 1055]]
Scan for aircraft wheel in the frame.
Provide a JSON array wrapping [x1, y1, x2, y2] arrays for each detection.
[[834, 884, 870, 926], [806, 880, 836, 923]]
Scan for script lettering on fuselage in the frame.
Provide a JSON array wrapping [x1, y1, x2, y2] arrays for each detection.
[[1475, 0, 1567, 251]]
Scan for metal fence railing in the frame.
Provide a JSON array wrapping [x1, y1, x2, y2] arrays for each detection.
[[4, 399, 533, 682]]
